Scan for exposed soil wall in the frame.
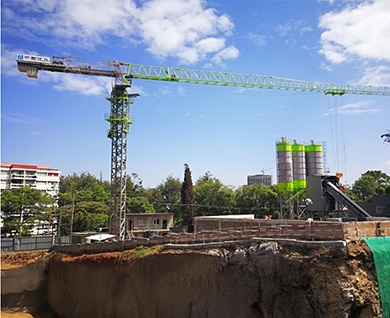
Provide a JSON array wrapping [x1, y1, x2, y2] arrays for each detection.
[[1, 256, 50, 313], [1, 241, 383, 318], [46, 241, 381, 318]]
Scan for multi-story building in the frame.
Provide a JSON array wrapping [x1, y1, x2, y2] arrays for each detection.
[[0, 162, 60, 196], [1, 162, 61, 234], [247, 174, 273, 186]]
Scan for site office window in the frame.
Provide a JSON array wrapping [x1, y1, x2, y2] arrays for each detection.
[[153, 218, 160, 226]]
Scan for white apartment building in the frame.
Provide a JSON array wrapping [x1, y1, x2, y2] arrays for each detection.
[[0, 162, 60, 196], [1, 162, 61, 234]]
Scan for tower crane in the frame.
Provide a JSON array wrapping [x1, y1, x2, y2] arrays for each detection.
[[15, 53, 390, 240]]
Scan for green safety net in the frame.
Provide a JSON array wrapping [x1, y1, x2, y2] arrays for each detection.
[[364, 237, 390, 318]]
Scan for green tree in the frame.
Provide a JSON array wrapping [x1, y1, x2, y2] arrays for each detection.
[[126, 173, 146, 197], [58, 172, 110, 234], [194, 172, 235, 216], [234, 184, 278, 218], [145, 176, 183, 224], [60, 172, 98, 193], [181, 164, 195, 228], [145, 187, 165, 213], [126, 196, 155, 214], [71, 202, 109, 232], [343, 185, 358, 202], [351, 170, 390, 201], [1, 187, 53, 236]]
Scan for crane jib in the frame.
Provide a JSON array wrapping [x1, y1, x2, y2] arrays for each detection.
[[15, 54, 390, 96]]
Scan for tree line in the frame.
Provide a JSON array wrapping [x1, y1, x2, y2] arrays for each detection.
[[1, 168, 389, 237]]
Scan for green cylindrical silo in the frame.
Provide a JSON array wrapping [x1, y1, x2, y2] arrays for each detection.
[[292, 140, 306, 190], [276, 138, 293, 193], [305, 140, 324, 176]]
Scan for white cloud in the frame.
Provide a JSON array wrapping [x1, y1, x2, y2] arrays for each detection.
[[158, 86, 173, 95], [2, 0, 238, 65], [2, 113, 42, 125], [275, 24, 292, 37], [322, 101, 380, 116], [196, 38, 226, 54], [274, 20, 312, 38], [137, 0, 236, 64], [177, 86, 186, 96], [49, 73, 112, 96], [211, 46, 239, 66], [319, 0, 390, 64], [357, 66, 390, 86], [30, 131, 44, 136], [247, 33, 267, 46]]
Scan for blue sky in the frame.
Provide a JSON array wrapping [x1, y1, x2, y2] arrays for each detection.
[[1, 0, 390, 188]]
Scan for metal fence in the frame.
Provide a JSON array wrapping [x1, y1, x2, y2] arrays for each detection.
[[1, 235, 70, 253]]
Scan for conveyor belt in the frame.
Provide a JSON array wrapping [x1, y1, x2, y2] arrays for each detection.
[[326, 182, 371, 217]]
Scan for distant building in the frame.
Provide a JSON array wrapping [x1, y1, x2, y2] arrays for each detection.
[[126, 213, 174, 238], [0, 162, 60, 196], [247, 174, 272, 186]]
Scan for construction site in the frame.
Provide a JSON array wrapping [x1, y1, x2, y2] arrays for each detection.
[[1, 54, 389, 317]]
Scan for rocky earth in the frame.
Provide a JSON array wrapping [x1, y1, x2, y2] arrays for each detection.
[[1, 240, 383, 318]]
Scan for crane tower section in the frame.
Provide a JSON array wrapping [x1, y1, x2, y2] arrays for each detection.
[[105, 84, 139, 239]]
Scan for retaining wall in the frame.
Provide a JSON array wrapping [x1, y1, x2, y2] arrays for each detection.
[[51, 220, 390, 255]]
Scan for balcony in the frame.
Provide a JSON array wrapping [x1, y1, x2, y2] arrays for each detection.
[[25, 174, 37, 179], [10, 183, 23, 188], [11, 174, 24, 179]]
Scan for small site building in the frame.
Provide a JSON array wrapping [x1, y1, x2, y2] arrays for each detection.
[[126, 213, 174, 238]]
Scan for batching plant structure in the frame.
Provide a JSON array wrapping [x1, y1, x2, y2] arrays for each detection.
[[276, 138, 324, 218]]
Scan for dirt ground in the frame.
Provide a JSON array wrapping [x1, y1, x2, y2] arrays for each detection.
[[1, 250, 49, 270], [1, 309, 37, 318]]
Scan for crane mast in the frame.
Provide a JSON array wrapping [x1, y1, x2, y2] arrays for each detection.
[[105, 83, 139, 239], [15, 53, 390, 240]]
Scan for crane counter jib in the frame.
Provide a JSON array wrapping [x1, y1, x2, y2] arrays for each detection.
[[15, 53, 390, 96]]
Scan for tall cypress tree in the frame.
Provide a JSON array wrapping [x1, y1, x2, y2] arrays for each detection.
[[181, 163, 195, 230]]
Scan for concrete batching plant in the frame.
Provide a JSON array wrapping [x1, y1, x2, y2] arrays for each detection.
[[276, 137, 370, 219]]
